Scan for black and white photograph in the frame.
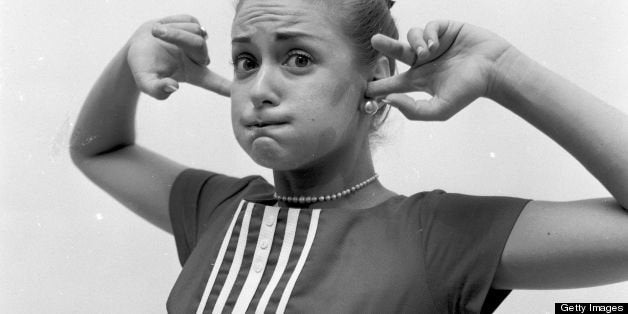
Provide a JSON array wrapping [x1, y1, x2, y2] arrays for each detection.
[[2, 0, 628, 313]]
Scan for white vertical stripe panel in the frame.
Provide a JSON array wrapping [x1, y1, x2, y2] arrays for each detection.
[[212, 202, 254, 314], [195, 200, 247, 314], [276, 209, 321, 314], [232, 206, 280, 312], [254, 208, 301, 314]]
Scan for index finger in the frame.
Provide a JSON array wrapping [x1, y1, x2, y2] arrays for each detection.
[[371, 34, 417, 66], [365, 73, 414, 99], [193, 68, 232, 97]]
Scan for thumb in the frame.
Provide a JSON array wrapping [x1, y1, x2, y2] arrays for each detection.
[[135, 72, 180, 100], [385, 93, 454, 121]]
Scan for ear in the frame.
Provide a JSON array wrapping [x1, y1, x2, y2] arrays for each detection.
[[371, 56, 391, 81]]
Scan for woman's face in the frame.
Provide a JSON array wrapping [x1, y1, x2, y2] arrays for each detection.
[[230, 0, 370, 171]]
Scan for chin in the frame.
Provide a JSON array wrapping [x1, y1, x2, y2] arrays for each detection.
[[245, 137, 303, 171]]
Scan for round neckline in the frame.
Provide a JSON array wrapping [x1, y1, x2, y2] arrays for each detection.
[[242, 177, 407, 212], [250, 194, 407, 212]]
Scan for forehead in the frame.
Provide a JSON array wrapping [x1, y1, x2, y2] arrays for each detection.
[[232, 0, 339, 38]]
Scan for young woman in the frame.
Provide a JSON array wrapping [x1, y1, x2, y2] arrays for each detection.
[[70, 0, 628, 312]]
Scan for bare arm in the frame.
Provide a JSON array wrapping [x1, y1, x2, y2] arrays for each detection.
[[366, 21, 628, 289], [495, 198, 628, 289], [70, 15, 230, 233], [488, 47, 628, 289], [70, 44, 184, 233], [489, 48, 628, 208]]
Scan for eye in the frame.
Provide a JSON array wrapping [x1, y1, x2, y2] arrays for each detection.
[[233, 54, 258, 72], [284, 51, 313, 68]]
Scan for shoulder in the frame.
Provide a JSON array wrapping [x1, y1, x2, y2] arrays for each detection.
[[403, 190, 530, 312], [169, 168, 274, 265], [401, 189, 530, 213], [397, 190, 530, 241], [172, 168, 273, 204]]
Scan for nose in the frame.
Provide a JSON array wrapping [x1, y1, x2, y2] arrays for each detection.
[[250, 64, 280, 108]]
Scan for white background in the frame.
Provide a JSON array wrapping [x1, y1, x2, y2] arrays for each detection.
[[1, 0, 627, 312]]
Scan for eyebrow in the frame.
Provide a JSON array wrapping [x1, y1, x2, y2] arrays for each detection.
[[232, 30, 323, 44]]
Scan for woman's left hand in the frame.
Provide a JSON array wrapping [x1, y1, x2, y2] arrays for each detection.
[[366, 20, 512, 121]]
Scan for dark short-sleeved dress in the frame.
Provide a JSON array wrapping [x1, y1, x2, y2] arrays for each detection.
[[167, 169, 530, 314]]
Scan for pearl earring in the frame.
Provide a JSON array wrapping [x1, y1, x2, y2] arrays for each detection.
[[362, 100, 380, 115]]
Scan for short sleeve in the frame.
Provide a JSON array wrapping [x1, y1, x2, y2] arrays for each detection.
[[417, 191, 531, 313], [168, 168, 272, 266]]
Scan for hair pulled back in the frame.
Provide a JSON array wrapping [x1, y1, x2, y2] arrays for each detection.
[[333, 0, 399, 132], [335, 0, 399, 75]]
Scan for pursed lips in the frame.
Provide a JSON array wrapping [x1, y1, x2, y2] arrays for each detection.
[[243, 118, 290, 129]]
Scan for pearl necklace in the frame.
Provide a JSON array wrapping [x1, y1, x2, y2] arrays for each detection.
[[273, 174, 379, 205]]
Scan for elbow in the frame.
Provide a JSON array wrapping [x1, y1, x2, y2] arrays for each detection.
[[69, 125, 89, 166], [69, 140, 133, 168], [68, 133, 100, 169], [69, 144, 89, 170], [69, 130, 91, 168]]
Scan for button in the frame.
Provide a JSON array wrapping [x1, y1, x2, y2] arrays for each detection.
[[265, 218, 275, 227], [260, 239, 269, 249], [254, 263, 263, 273]]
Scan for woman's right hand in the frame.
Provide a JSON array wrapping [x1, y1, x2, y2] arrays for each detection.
[[127, 14, 231, 99]]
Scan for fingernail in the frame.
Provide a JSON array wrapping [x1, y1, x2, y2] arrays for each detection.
[[427, 39, 435, 50], [381, 98, 393, 106], [200, 26, 208, 38], [416, 46, 424, 57], [164, 85, 178, 93], [154, 25, 167, 37]]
